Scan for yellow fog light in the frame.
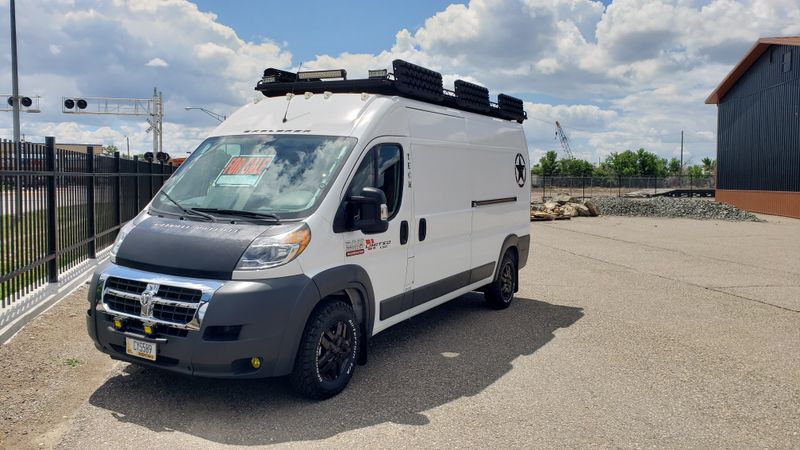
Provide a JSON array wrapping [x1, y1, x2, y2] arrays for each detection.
[[113, 319, 123, 330], [250, 357, 262, 369], [143, 325, 154, 335]]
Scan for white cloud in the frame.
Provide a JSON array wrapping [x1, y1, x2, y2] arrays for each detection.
[[145, 57, 169, 67], [2, 0, 800, 163], [0, 0, 292, 154]]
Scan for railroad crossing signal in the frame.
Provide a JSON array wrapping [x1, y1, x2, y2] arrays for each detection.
[[60, 88, 164, 154], [1, 95, 41, 113]]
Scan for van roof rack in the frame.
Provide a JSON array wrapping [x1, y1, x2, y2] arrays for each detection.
[[255, 59, 527, 123]]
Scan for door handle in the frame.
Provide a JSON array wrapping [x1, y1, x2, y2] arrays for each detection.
[[418, 218, 427, 242], [400, 220, 409, 245]]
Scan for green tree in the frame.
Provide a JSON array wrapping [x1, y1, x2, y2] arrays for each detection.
[[668, 157, 682, 175], [605, 150, 639, 176], [635, 148, 667, 176], [538, 151, 559, 176], [687, 165, 704, 178], [559, 158, 594, 177], [102, 144, 119, 156], [701, 157, 715, 175], [605, 148, 670, 176]]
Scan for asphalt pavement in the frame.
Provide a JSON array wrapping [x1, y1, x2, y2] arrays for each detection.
[[25, 216, 800, 448]]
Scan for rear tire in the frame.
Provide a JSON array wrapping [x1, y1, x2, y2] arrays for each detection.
[[290, 300, 360, 400], [485, 252, 516, 309]]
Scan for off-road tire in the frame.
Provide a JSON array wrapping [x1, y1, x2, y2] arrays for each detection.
[[290, 300, 360, 400], [484, 252, 516, 309]]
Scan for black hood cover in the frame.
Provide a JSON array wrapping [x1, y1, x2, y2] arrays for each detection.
[[115, 215, 267, 279]]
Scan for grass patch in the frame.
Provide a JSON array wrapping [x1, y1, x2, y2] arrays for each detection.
[[64, 358, 81, 368]]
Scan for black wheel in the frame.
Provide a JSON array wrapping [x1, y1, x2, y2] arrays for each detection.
[[290, 300, 360, 400], [485, 252, 516, 309]]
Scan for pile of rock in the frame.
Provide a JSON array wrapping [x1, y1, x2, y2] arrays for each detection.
[[531, 193, 600, 221], [590, 197, 762, 221]]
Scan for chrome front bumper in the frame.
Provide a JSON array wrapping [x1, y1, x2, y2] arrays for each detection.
[[95, 264, 224, 331]]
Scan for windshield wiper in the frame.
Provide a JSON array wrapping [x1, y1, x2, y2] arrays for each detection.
[[157, 191, 216, 222], [192, 208, 281, 223]]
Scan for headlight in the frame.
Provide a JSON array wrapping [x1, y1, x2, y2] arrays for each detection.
[[236, 223, 311, 270], [110, 220, 135, 262]]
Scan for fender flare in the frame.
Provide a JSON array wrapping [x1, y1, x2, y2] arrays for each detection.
[[273, 265, 376, 375], [311, 264, 376, 339], [312, 265, 375, 365], [493, 234, 530, 293], [494, 234, 520, 281]]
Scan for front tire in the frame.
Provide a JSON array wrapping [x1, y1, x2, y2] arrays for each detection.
[[290, 300, 361, 400], [485, 252, 516, 309]]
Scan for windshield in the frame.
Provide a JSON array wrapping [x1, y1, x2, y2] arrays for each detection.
[[152, 134, 357, 220]]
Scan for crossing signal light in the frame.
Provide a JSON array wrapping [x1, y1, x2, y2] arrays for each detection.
[[6, 96, 32, 107], [156, 152, 170, 163], [64, 98, 88, 110]]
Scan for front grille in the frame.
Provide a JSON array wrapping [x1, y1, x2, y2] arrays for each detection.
[[106, 277, 148, 294], [153, 303, 196, 324], [104, 292, 140, 315], [102, 276, 204, 327], [157, 285, 202, 303]]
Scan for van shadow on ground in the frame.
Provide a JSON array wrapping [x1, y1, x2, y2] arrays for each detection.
[[88, 293, 583, 445]]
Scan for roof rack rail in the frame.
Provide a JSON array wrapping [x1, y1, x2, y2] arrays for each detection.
[[254, 59, 527, 123]]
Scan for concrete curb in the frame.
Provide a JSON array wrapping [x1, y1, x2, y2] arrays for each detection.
[[1, 251, 109, 344]]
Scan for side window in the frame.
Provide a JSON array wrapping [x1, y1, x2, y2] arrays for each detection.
[[377, 145, 402, 216], [347, 144, 403, 218], [347, 151, 375, 199]]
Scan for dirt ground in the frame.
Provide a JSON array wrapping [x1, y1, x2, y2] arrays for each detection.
[[0, 286, 114, 449]]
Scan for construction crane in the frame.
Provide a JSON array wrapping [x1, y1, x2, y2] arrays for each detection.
[[554, 120, 574, 160]]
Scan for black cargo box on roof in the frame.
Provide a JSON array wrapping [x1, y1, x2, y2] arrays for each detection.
[[254, 59, 527, 123]]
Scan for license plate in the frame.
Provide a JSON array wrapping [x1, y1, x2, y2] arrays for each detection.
[[125, 337, 157, 361]]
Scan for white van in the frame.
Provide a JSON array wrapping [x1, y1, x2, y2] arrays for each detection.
[[86, 60, 530, 399]]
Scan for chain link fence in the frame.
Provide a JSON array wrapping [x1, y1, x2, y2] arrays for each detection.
[[531, 175, 715, 201]]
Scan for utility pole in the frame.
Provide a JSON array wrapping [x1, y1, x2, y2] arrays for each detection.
[[126, 135, 130, 158], [156, 88, 163, 155], [680, 130, 684, 174], [9, 0, 21, 142]]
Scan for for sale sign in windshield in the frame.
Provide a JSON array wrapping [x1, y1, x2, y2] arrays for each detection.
[[214, 155, 274, 187]]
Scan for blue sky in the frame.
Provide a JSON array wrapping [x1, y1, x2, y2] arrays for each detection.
[[192, 1, 462, 63], [1, 0, 798, 164]]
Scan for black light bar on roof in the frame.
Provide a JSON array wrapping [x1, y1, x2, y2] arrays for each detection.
[[368, 69, 388, 79], [254, 59, 527, 123], [261, 68, 297, 84], [297, 69, 347, 81]]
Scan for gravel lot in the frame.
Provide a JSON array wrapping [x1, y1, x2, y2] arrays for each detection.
[[2, 215, 799, 449], [592, 197, 762, 221]]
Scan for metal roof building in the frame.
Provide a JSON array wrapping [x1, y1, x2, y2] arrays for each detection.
[[706, 37, 800, 218]]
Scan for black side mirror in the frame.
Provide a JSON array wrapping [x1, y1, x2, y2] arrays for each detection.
[[348, 186, 389, 234]]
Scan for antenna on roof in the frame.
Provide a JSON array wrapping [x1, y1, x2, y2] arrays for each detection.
[[282, 62, 303, 123]]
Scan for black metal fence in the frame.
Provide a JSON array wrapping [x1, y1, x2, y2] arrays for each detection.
[[1, 137, 175, 309], [531, 175, 715, 201]]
